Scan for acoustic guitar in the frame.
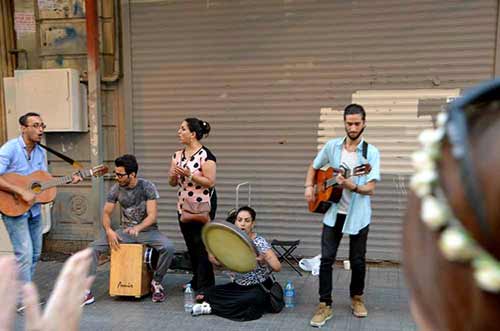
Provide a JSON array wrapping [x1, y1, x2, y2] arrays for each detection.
[[0, 165, 108, 217], [308, 163, 371, 214]]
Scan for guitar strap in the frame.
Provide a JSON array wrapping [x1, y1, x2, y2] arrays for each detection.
[[37, 143, 83, 169], [362, 141, 368, 159]]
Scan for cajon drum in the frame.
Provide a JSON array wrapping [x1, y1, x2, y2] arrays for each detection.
[[109, 244, 152, 298]]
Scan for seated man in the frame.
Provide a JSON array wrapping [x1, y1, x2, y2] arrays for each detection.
[[85, 154, 175, 304]]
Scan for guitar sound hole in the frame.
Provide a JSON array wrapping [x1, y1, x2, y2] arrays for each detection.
[[31, 182, 42, 194]]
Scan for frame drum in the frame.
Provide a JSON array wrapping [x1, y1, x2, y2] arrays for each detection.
[[202, 222, 258, 273]]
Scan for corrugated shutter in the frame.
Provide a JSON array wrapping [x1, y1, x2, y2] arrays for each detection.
[[127, 0, 497, 261]]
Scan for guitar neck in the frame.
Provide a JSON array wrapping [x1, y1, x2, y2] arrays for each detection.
[[40, 169, 93, 191], [325, 178, 337, 188]]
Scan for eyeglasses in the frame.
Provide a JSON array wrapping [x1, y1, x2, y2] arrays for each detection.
[[24, 123, 47, 130], [113, 171, 128, 178]]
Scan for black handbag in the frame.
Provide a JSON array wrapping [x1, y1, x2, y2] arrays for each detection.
[[259, 275, 285, 313]]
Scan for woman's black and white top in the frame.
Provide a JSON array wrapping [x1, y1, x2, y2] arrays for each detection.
[[234, 235, 271, 286], [172, 146, 216, 214]]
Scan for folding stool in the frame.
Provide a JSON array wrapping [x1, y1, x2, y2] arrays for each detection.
[[271, 239, 302, 276]]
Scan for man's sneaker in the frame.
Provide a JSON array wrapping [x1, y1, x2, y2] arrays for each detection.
[[310, 302, 333, 327], [151, 280, 166, 303], [191, 302, 212, 316], [351, 295, 368, 317], [82, 290, 95, 306]]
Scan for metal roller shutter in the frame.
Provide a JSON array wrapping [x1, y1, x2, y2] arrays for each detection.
[[126, 0, 497, 260]]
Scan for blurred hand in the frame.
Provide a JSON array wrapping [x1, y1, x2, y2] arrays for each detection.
[[256, 254, 266, 266], [71, 173, 83, 184], [304, 186, 314, 202], [123, 226, 140, 237], [23, 248, 95, 331], [173, 165, 190, 178], [21, 189, 36, 205], [335, 174, 347, 186], [106, 229, 122, 251], [0, 256, 17, 331], [208, 253, 221, 267], [168, 166, 176, 178]]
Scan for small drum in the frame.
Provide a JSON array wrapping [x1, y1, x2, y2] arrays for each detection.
[[202, 221, 258, 273], [144, 246, 159, 272]]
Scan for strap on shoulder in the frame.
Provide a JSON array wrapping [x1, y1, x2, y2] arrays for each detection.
[[362, 141, 368, 159]]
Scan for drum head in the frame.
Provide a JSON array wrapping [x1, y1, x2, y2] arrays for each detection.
[[202, 222, 257, 273]]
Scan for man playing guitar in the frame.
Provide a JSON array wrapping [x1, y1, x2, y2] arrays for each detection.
[[304, 104, 380, 327], [0, 112, 81, 292]]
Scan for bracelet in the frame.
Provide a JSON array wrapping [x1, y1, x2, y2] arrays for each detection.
[[188, 173, 194, 181], [304, 184, 313, 188], [353, 185, 358, 193]]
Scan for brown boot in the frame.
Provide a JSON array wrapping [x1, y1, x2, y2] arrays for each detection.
[[351, 295, 368, 317], [310, 302, 333, 327]]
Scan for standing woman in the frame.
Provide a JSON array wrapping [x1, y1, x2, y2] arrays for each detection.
[[169, 118, 217, 293]]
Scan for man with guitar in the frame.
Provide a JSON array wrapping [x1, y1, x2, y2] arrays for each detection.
[[0, 112, 82, 288], [304, 104, 380, 327]]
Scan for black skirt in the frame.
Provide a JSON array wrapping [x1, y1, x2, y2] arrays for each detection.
[[203, 278, 273, 321]]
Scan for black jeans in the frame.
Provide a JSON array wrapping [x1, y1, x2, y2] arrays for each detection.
[[178, 217, 215, 292], [319, 213, 369, 305]]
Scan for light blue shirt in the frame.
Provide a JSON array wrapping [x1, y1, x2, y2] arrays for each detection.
[[312, 137, 381, 234], [0, 136, 47, 216]]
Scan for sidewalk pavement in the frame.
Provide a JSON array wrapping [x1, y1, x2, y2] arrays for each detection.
[[15, 260, 417, 331]]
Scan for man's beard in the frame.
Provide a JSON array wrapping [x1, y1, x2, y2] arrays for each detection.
[[346, 127, 365, 141]]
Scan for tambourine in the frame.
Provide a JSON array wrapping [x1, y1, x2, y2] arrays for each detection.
[[144, 246, 159, 272], [202, 221, 258, 273]]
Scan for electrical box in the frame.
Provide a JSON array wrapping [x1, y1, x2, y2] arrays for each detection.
[[14, 69, 88, 132]]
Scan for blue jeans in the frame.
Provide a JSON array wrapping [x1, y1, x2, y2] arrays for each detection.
[[2, 211, 43, 283]]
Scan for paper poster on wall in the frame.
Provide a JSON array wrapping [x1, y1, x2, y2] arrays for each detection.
[[14, 12, 36, 35]]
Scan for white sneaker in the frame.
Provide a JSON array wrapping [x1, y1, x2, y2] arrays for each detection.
[[191, 301, 212, 316]]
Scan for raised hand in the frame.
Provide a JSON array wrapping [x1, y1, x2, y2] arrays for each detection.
[[23, 248, 95, 331], [0, 256, 18, 331]]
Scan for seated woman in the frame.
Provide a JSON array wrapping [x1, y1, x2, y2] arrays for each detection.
[[192, 206, 281, 321]]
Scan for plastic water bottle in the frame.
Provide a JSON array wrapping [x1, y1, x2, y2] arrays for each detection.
[[284, 280, 295, 308], [184, 284, 194, 312]]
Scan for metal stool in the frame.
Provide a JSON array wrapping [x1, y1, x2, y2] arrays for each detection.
[[271, 239, 302, 276]]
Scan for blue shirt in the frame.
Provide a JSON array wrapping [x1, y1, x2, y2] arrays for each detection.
[[0, 136, 47, 216], [312, 137, 381, 234]]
